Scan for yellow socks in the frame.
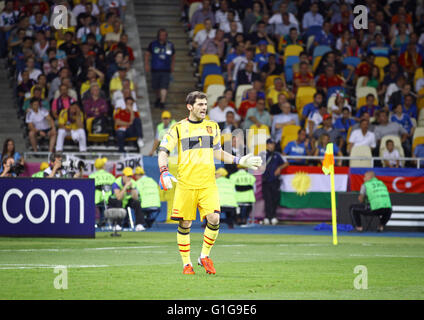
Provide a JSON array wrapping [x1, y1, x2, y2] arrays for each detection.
[[201, 222, 220, 258], [177, 224, 191, 266]]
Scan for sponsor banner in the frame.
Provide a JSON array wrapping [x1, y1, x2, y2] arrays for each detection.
[[0, 178, 95, 237], [350, 168, 424, 193]]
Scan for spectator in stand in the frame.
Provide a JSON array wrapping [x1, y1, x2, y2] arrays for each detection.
[[374, 110, 410, 156], [218, 9, 242, 34], [0, 0, 19, 58], [413, 143, 424, 167], [301, 91, 324, 123], [0, 138, 24, 174], [73, 0, 100, 19], [242, 97, 271, 130], [98, 0, 127, 21], [266, 77, 293, 109], [145, 28, 175, 109], [355, 94, 380, 120], [253, 40, 271, 70], [314, 133, 343, 167], [59, 31, 82, 75], [114, 97, 144, 152], [314, 21, 335, 47], [236, 60, 260, 86], [229, 47, 257, 86], [383, 139, 401, 168], [306, 104, 327, 136], [26, 98, 56, 152], [80, 66, 105, 96], [347, 119, 376, 155], [402, 94, 418, 120], [221, 110, 239, 134], [261, 53, 283, 78], [390, 22, 410, 52], [399, 42, 423, 77], [330, 92, 351, 123], [252, 79, 266, 100], [334, 107, 356, 142], [283, 128, 313, 165], [268, 2, 299, 29], [391, 103, 415, 140], [22, 86, 50, 112], [17, 56, 42, 82], [274, 12, 298, 39], [293, 61, 314, 93], [56, 103, 87, 152], [209, 96, 240, 128], [247, 20, 274, 47], [387, 79, 412, 111], [313, 113, 343, 149], [201, 28, 225, 59], [191, 0, 215, 27], [302, 2, 323, 30], [271, 101, 299, 144], [109, 66, 134, 96], [238, 88, 257, 119], [17, 69, 34, 106], [270, 93, 291, 116], [51, 84, 76, 120], [83, 83, 109, 120], [316, 64, 345, 95], [278, 26, 303, 53], [367, 32, 391, 58]]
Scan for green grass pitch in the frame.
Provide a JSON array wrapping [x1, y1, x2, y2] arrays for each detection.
[[0, 232, 423, 299]]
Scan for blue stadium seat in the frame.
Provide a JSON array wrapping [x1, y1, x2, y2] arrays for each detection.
[[201, 64, 222, 85], [304, 26, 323, 40], [342, 56, 361, 68], [313, 45, 332, 58], [284, 56, 300, 83]]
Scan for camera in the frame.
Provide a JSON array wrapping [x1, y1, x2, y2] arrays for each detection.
[[9, 163, 24, 176]]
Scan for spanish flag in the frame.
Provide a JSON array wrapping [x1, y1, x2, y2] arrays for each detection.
[[322, 143, 338, 245]]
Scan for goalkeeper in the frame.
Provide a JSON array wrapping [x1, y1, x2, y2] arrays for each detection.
[[158, 91, 262, 275]]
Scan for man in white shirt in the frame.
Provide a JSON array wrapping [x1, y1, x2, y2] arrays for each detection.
[[26, 98, 57, 152], [209, 96, 240, 125], [218, 10, 243, 34], [192, 18, 216, 59], [231, 47, 257, 82], [72, 0, 100, 18], [348, 119, 376, 154], [271, 102, 299, 142], [384, 75, 405, 105], [268, 2, 299, 27], [306, 105, 327, 135], [302, 2, 324, 29]]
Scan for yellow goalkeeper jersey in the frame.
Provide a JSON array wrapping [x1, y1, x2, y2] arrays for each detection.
[[159, 118, 221, 189]]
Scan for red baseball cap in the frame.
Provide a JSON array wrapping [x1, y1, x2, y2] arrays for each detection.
[[323, 114, 332, 120]]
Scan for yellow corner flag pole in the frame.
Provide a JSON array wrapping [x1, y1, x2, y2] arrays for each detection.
[[322, 143, 338, 245]]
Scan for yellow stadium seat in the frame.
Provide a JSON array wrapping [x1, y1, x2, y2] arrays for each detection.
[[199, 54, 220, 75], [312, 56, 322, 73], [283, 45, 304, 62], [418, 108, 424, 127], [255, 44, 276, 54], [280, 124, 301, 151], [296, 86, 316, 117], [86, 117, 109, 143], [247, 124, 270, 155], [356, 86, 378, 109], [413, 127, 424, 152], [265, 75, 280, 90], [417, 88, 424, 110], [193, 23, 205, 37], [374, 56, 389, 69], [414, 67, 423, 88], [203, 74, 224, 92]]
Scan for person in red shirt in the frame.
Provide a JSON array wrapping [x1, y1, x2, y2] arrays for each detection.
[[114, 97, 144, 152], [109, 33, 135, 62], [293, 61, 314, 93], [399, 43, 423, 77], [316, 65, 344, 95], [355, 54, 375, 80], [237, 88, 257, 119]]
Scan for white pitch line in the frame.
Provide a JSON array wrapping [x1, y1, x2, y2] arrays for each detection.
[[0, 264, 109, 270], [277, 252, 424, 258], [0, 246, 163, 253]]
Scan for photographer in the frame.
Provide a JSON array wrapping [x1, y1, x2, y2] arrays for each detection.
[[0, 156, 20, 177], [0, 138, 24, 174], [43, 152, 69, 178]]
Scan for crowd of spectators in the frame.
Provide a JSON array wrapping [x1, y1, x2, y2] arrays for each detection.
[[182, 0, 424, 167], [1, 0, 144, 154]]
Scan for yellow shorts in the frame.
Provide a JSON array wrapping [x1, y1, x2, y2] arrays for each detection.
[[171, 184, 220, 222]]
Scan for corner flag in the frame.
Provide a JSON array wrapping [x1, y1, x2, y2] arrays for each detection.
[[322, 143, 338, 245]]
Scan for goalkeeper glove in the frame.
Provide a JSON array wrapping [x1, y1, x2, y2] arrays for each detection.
[[159, 166, 177, 191], [234, 153, 263, 170]]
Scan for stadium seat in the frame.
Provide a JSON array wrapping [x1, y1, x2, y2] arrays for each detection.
[[193, 23, 205, 37], [350, 145, 373, 168], [265, 75, 280, 90], [284, 56, 300, 84], [414, 67, 423, 88], [235, 84, 253, 109], [199, 54, 220, 75], [306, 35, 315, 52], [304, 26, 323, 40], [86, 117, 109, 143], [327, 86, 345, 99], [203, 74, 225, 92], [201, 64, 222, 85], [412, 127, 424, 152], [312, 55, 322, 73], [379, 135, 405, 167], [418, 88, 424, 110], [356, 86, 378, 109], [374, 56, 389, 70], [313, 45, 331, 58], [283, 45, 303, 62], [247, 124, 270, 155], [188, 2, 202, 22], [296, 86, 316, 117], [342, 56, 361, 68], [327, 95, 349, 113], [280, 124, 301, 151], [206, 84, 226, 108], [356, 76, 367, 91], [418, 108, 424, 127], [255, 44, 276, 54]]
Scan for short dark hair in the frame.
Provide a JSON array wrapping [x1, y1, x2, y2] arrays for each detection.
[[30, 97, 40, 105], [50, 152, 63, 163], [186, 91, 207, 105], [366, 93, 375, 99], [342, 107, 350, 112], [386, 139, 394, 146]]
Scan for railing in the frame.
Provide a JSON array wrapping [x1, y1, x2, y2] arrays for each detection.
[[23, 152, 424, 169]]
